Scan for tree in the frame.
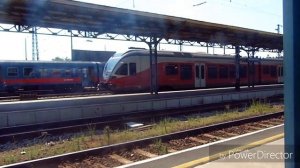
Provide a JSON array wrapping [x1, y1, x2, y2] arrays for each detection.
[[52, 57, 71, 61]]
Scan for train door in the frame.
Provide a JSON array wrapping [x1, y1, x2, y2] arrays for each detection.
[[82, 66, 96, 87], [88, 66, 95, 86], [195, 63, 206, 88], [81, 68, 89, 87]]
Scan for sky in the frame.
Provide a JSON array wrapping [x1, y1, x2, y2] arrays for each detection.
[[0, 0, 283, 60]]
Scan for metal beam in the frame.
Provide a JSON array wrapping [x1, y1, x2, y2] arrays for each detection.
[[0, 23, 282, 54]]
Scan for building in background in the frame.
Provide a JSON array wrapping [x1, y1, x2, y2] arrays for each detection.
[[72, 50, 115, 62]]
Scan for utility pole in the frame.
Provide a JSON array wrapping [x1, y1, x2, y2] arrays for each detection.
[[70, 31, 73, 60], [275, 24, 283, 34], [275, 24, 283, 57], [32, 27, 39, 61], [24, 38, 28, 61]]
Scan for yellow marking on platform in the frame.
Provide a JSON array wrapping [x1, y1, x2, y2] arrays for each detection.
[[173, 133, 284, 168]]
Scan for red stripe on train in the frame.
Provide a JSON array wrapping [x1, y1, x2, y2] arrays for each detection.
[[3, 78, 82, 85]]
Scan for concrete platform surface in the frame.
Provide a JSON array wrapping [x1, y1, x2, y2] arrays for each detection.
[[194, 138, 285, 168]]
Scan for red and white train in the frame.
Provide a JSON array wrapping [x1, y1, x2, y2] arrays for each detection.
[[101, 49, 283, 92]]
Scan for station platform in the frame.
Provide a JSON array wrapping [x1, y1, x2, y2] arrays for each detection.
[[184, 138, 285, 168]]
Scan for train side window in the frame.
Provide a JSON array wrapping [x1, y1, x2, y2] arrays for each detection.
[[195, 66, 200, 78], [115, 63, 128, 75], [7, 67, 18, 77], [65, 69, 72, 77], [278, 66, 283, 77], [165, 64, 178, 75], [207, 66, 217, 79], [180, 64, 192, 80], [23, 67, 33, 77], [129, 63, 136, 75], [88, 67, 94, 76], [52, 69, 61, 77], [82, 68, 88, 78], [270, 66, 277, 77], [201, 65, 205, 79], [219, 66, 228, 79], [39, 69, 48, 77], [72, 68, 77, 76]]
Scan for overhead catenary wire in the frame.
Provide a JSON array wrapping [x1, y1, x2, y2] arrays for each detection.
[[193, 1, 207, 7], [210, 0, 282, 17]]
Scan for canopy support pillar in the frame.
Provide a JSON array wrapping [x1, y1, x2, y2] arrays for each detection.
[[235, 46, 241, 90], [147, 37, 162, 95]]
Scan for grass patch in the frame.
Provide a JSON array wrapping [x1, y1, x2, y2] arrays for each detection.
[[153, 139, 168, 155], [0, 102, 283, 166]]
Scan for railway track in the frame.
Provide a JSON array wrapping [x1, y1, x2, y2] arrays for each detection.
[[2, 111, 284, 168], [0, 99, 282, 143]]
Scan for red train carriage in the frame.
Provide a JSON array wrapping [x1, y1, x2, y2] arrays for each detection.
[[101, 50, 283, 92], [0, 61, 104, 92]]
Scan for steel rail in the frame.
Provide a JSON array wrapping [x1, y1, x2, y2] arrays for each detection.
[[2, 111, 283, 168]]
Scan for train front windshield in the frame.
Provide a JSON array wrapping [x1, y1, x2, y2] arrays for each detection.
[[103, 53, 122, 80]]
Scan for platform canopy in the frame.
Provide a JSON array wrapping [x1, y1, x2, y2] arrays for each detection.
[[0, 0, 282, 50]]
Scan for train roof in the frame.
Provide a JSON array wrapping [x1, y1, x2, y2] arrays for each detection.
[[120, 49, 233, 58], [117, 49, 283, 62]]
